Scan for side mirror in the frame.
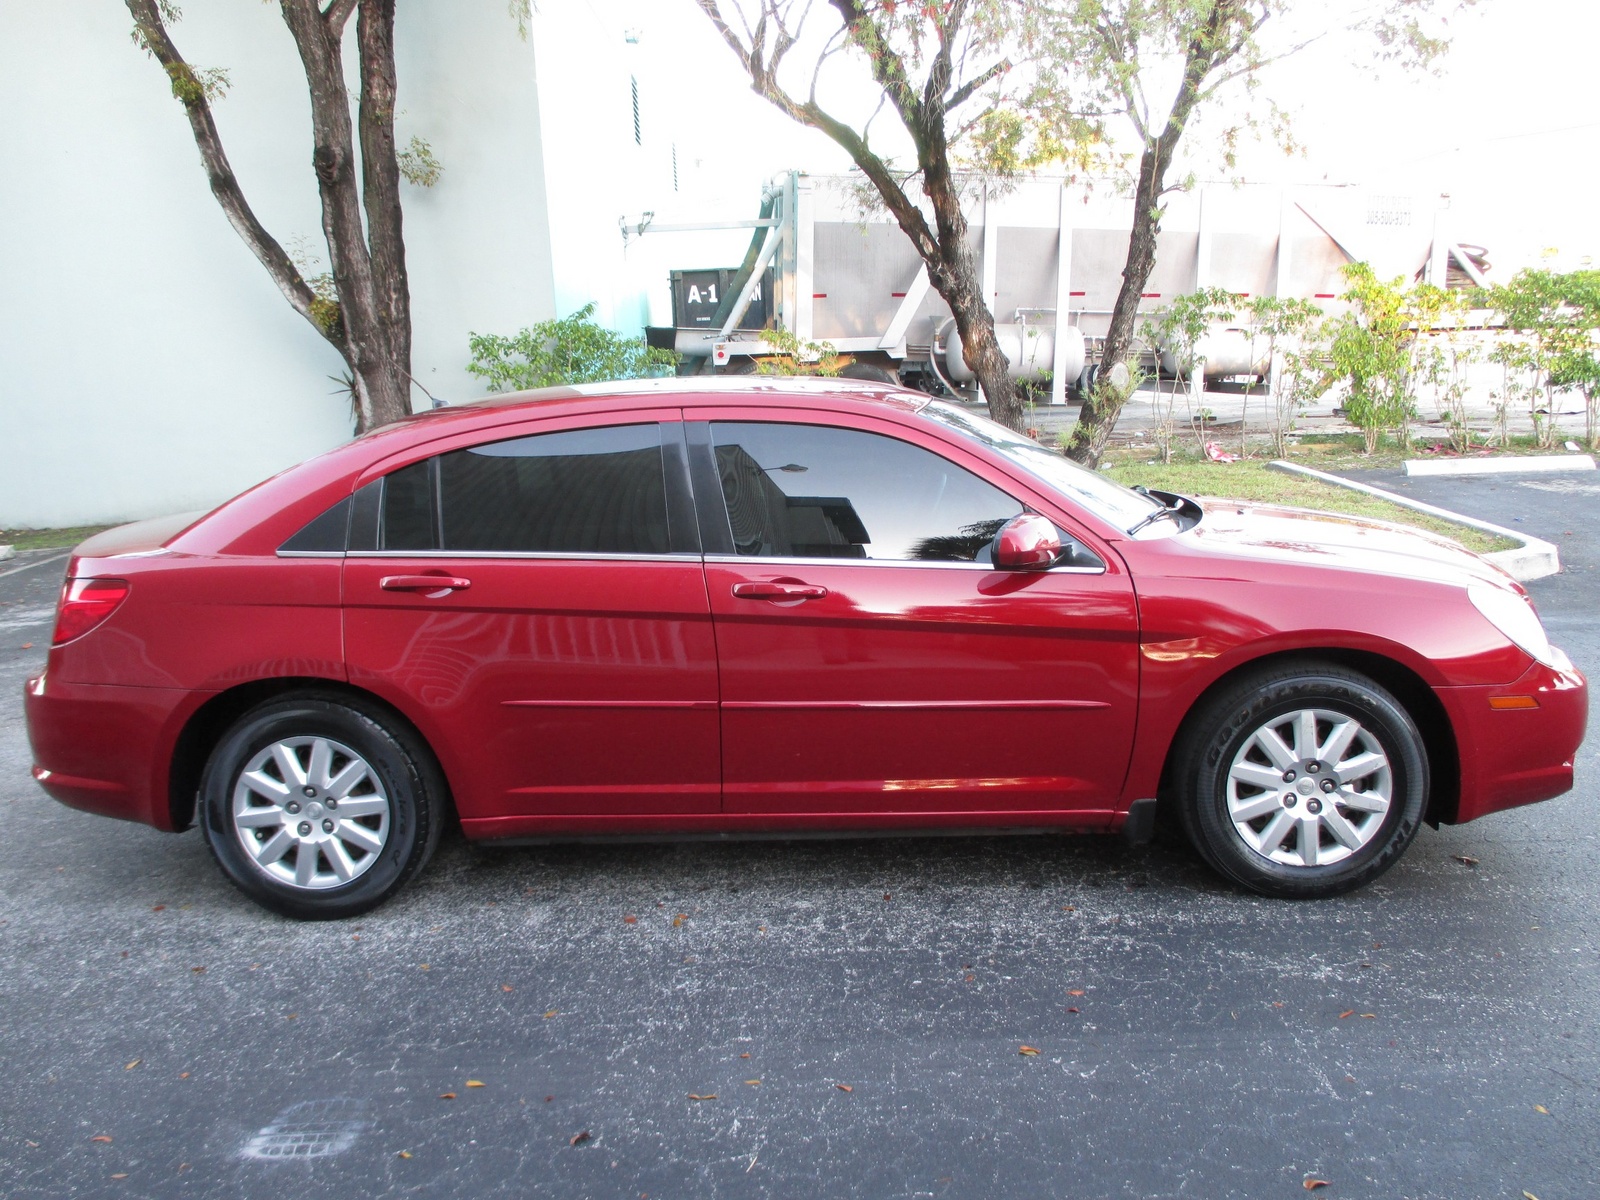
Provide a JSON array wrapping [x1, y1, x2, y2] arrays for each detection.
[[993, 513, 1062, 571]]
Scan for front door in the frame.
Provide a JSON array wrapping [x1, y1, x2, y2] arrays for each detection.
[[690, 415, 1140, 821], [343, 416, 720, 832]]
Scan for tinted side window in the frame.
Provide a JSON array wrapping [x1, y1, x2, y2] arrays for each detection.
[[380, 459, 438, 551], [710, 422, 1022, 562], [439, 423, 670, 554]]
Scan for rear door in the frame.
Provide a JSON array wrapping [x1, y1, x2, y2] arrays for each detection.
[[342, 413, 720, 832], [688, 412, 1140, 821]]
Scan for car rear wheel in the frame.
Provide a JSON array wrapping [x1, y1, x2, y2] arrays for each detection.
[[199, 695, 443, 919], [1176, 663, 1428, 898]]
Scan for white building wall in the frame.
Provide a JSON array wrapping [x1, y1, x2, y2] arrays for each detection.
[[0, 1, 556, 529]]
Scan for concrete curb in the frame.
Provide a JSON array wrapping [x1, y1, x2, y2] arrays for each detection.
[[1266, 460, 1560, 583], [1403, 453, 1595, 478], [0, 545, 13, 562]]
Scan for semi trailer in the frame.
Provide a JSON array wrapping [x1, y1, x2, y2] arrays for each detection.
[[635, 171, 1488, 403]]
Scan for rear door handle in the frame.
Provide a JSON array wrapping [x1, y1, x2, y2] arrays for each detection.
[[380, 574, 472, 593], [731, 580, 829, 600]]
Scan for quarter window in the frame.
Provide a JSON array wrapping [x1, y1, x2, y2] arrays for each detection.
[[710, 422, 1022, 562]]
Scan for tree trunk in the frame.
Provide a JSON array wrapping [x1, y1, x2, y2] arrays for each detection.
[[920, 164, 1024, 430], [356, 0, 413, 416], [1064, 3, 1232, 465], [280, 0, 409, 434], [1063, 135, 1175, 464]]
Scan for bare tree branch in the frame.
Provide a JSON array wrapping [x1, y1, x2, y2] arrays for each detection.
[[945, 59, 1011, 111], [323, 0, 358, 37], [124, 0, 332, 349]]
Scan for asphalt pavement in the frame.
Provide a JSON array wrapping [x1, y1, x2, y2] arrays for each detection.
[[0, 475, 1596, 1200]]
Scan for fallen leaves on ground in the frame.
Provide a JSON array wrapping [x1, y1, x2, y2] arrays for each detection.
[[623, 915, 638, 924], [1361, 1014, 1376, 1019], [1067, 1007, 1081, 1014], [151, 906, 165, 913], [466, 1080, 485, 1088], [544, 1010, 558, 1019], [1019, 1046, 1040, 1056], [570, 1130, 591, 1146], [687, 1093, 717, 1101], [1452, 855, 1480, 867], [834, 1084, 852, 1092], [111, 1173, 128, 1180], [739, 1052, 751, 1059], [1534, 1105, 1550, 1114], [397, 1150, 412, 1159], [91, 1136, 113, 1144], [672, 914, 688, 927], [1067, 989, 1085, 996], [1303, 1179, 1330, 1191], [744, 1080, 760, 1086], [124, 1060, 139, 1071], [1338, 1010, 1355, 1019], [439, 1093, 457, 1100], [501, 985, 513, 993], [1523, 1192, 1540, 1200]]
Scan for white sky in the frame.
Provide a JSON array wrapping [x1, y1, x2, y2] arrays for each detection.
[[614, 0, 1600, 278]]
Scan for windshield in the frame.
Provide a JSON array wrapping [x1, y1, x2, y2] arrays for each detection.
[[919, 400, 1165, 531]]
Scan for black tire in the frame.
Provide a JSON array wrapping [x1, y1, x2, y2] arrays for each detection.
[[199, 695, 444, 919], [1174, 662, 1428, 898], [838, 362, 898, 384]]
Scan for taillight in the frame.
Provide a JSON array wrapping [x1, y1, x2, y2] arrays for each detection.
[[52, 578, 131, 645]]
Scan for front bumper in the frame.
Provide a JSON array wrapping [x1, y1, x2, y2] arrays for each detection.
[[1441, 657, 1588, 824], [24, 671, 201, 831]]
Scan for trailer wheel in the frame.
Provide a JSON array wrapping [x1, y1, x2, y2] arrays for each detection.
[[839, 362, 898, 384], [718, 359, 758, 376]]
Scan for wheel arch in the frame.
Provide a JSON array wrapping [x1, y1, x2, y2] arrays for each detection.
[[167, 677, 453, 832], [1156, 648, 1461, 828]]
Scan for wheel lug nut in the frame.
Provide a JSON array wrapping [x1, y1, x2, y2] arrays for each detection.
[[1306, 762, 1320, 774], [1321, 779, 1336, 793], [322, 818, 335, 833], [286, 801, 301, 814], [298, 821, 312, 836], [303, 786, 317, 798], [1283, 794, 1298, 808], [325, 799, 337, 810], [1307, 799, 1323, 814], [1283, 770, 1296, 782]]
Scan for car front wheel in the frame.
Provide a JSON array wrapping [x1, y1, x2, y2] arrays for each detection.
[[199, 695, 444, 919], [1177, 663, 1429, 898]]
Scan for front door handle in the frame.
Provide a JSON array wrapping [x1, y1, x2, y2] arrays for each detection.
[[380, 574, 472, 594], [731, 580, 829, 601]]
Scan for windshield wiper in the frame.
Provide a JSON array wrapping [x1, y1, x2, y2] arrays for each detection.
[[1125, 496, 1184, 536]]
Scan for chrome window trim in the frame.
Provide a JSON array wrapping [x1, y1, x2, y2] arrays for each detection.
[[701, 553, 1107, 575], [276, 551, 346, 559], [342, 549, 705, 563]]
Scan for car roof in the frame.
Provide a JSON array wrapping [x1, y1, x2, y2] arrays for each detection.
[[404, 375, 933, 425]]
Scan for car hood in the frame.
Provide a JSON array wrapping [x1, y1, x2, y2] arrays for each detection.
[[1178, 498, 1518, 592]]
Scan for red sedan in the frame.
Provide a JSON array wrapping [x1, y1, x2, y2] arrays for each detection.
[[24, 380, 1587, 917]]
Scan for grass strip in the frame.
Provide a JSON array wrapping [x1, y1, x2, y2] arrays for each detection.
[[1103, 459, 1516, 554]]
